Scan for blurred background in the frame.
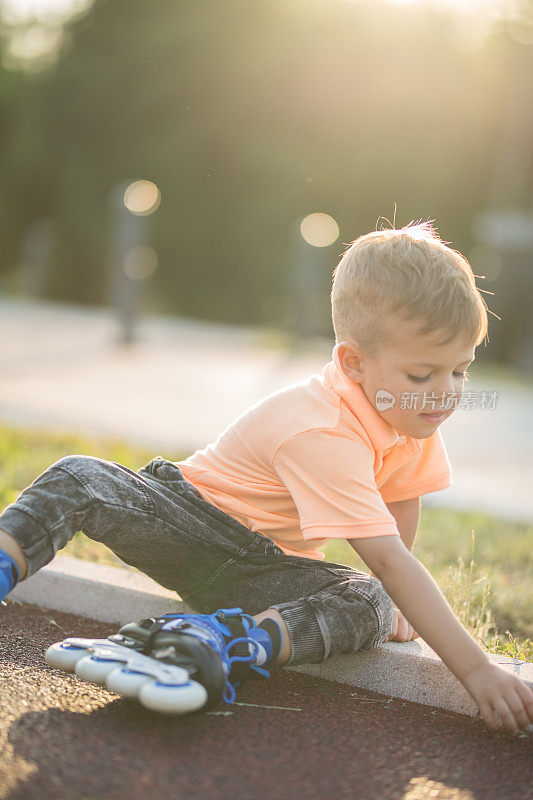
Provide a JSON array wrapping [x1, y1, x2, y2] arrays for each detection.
[[0, 0, 532, 365], [0, 0, 532, 504], [0, 0, 532, 652]]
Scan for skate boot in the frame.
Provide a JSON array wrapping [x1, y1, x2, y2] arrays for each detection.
[[45, 607, 282, 715], [0, 548, 20, 602]]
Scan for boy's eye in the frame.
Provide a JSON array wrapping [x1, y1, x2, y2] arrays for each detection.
[[407, 371, 469, 384]]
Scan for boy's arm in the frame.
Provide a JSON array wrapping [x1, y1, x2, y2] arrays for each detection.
[[348, 534, 533, 733], [384, 496, 420, 553], [369, 497, 421, 641]]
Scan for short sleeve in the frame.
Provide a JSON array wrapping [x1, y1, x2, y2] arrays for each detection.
[[272, 429, 399, 542], [379, 428, 452, 503]]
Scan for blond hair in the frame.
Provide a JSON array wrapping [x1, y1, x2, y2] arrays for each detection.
[[330, 220, 489, 357]]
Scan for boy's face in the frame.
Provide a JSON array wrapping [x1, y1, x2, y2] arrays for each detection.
[[337, 319, 476, 439]]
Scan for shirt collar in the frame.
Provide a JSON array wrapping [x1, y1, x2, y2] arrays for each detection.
[[321, 345, 422, 455]]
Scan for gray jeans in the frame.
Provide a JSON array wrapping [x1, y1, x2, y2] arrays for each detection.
[[0, 455, 394, 666]]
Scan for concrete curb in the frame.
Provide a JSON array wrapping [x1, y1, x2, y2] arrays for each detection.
[[10, 555, 190, 624], [10, 555, 533, 719]]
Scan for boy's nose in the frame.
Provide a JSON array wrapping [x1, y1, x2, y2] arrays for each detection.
[[435, 376, 462, 406], [419, 377, 460, 413]]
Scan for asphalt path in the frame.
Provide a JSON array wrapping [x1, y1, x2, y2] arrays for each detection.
[[1, 600, 531, 800]]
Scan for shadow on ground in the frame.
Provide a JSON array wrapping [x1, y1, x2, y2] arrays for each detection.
[[1, 601, 531, 800]]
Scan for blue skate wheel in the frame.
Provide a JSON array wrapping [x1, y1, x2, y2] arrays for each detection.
[[75, 653, 126, 685], [106, 666, 156, 699], [45, 641, 94, 672], [139, 679, 208, 714]]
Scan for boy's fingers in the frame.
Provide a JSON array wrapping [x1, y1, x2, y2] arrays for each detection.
[[511, 703, 531, 731], [482, 700, 509, 732], [504, 690, 531, 731], [385, 610, 418, 642], [516, 681, 533, 724], [396, 618, 407, 640], [490, 698, 518, 733], [479, 700, 503, 731], [385, 610, 399, 641], [404, 621, 417, 640]]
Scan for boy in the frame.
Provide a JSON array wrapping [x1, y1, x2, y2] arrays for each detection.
[[1, 222, 532, 729]]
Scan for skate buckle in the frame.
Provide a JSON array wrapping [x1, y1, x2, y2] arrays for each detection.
[[215, 607, 244, 622]]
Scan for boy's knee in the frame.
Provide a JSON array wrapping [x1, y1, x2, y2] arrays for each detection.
[[338, 575, 394, 648], [48, 454, 154, 514], [48, 455, 113, 500], [366, 576, 394, 645], [51, 454, 101, 475], [50, 456, 119, 492]]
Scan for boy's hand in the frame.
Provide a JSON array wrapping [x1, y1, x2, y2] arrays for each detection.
[[351, 536, 533, 734], [461, 661, 533, 733], [384, 607, 419, 643]]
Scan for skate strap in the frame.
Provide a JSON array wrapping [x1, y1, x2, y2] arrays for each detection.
[[216, 611, 254, 685]]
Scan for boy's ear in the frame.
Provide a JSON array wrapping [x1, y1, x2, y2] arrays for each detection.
[[335, 341, 366, 383]]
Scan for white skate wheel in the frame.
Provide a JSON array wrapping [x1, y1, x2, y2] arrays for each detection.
[[105, 655, 190, 700], [73, 641, 140, 685], [106, 666, 155, 699], [45, 637, 113, 672], [45, 642, 91, 672], [75, 653, 126, 684], [139, 679, 208, 714]]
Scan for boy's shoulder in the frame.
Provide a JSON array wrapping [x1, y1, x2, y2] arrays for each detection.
[[250, 371, 338, 427], [233, 363, 370, 454]]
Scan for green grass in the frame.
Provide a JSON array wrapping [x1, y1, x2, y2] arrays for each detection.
[[1, 423, 531, 661], [0, 424, 156, 571], [322, 515, 532, 660]]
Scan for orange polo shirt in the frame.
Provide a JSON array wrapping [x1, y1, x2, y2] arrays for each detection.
[[177, 346, 452, 561]]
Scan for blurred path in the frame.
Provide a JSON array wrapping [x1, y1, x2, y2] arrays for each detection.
[[1, 295, 532, 522], [1, 601, 530, 800]]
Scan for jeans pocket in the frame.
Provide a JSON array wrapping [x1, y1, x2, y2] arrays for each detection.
[[139, 456, 201, 498], [139, 456, 177, 478], [242, 532, 286, 557], [321, 562, 370, 579]]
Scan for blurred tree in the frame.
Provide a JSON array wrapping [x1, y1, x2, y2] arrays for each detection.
[[0, 29, 35, 282], [0, 0, 527, 355]]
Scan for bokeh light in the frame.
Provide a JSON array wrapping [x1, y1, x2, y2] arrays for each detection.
[[507, 13, 533, 46], [300, 213, 339, 248], [123, 245, 158, 280], [123, 180, 161, 216]]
